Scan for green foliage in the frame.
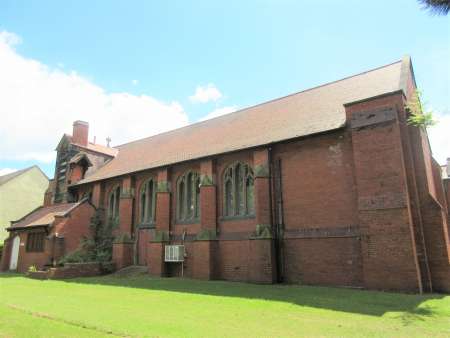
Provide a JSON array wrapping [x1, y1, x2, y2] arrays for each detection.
[[113, 232, 133, 244], [200, 174, 213, 186], [419, 0, 450, 15], [58, 249, 90, 264], [253, 224, 272, 239], [59, 209, 117, 265], [27, 265, 37, 272], [157, 181, 170, 192], [254, 164, 270, 178], [406, 90, 437, 128]]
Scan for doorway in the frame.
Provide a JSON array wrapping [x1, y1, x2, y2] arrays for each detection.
[[9, 235, 20, 270]]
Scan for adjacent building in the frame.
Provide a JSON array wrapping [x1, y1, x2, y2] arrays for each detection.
[[0, 166, 48, 243], [2, 57, 449, 293]]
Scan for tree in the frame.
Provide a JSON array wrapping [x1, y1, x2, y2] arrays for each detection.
[[59, 209, 117, 264], [419, 0, 450, 15]]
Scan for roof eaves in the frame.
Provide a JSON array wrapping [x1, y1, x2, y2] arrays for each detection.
[[6, 223, 50, 231]]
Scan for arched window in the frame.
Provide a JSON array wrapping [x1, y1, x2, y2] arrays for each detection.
[[177, 171, 200, 222], [223, 162, 254, 217], [108, 185, 120, 220], [140, 178, 156, 224]]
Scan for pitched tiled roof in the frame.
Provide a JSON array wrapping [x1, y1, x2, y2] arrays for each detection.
[[79, 142, 118, 157], [62, 134, 118, 157], [76, 58, 411, 185], [7, 201, 85, 230]]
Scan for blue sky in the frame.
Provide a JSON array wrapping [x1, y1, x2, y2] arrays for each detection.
[[0, 0, 449, 178]]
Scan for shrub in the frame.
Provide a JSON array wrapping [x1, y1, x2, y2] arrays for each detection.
[[405, 89, 437, 128], [58, 249, 90, 265], [59, 209, 117, 265], [28, 265, 38, 272]]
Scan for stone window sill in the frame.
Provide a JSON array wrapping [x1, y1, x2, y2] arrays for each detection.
[[175, 219, 200, 225], [137, 222, 155, 229], [219, 215, 255, 222]]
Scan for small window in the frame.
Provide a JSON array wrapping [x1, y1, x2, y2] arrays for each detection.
[[223, 162, 254, 217], [176, 171, 200, 222], [26, 232, 45, 252], [108, 185, 121, 220], [140, 178, 156, 224]]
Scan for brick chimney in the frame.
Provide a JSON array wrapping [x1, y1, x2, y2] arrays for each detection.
[[72, 120, 89, 147]]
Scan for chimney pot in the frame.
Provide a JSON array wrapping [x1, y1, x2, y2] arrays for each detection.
[[72, 120, 89, 147]]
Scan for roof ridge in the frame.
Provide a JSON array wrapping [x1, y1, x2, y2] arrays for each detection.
[[0, 165, 40, 186], [114, 58, 403, 149]]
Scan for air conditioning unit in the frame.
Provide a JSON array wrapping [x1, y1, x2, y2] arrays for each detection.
[[165, 245, 185, 262]]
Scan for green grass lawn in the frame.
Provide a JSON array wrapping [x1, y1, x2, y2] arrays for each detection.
[[0, 273, 449, 338]]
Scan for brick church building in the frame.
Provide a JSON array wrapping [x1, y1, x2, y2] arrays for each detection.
[[2, 57, 449, 293]]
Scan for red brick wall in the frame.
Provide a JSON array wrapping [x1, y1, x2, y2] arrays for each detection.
[[57, 202, 96, 254], [69, 164, 84, 184], [15, 231, 50, 273], [72, 121, 89, 147], [346, 93, 423, 292], [272, 131, 358, 230], [271, 130, 361, 286], [216, 240, 250, 281], [137, 228, 153, 265], [112, 242, 134, 270], [284, 237, 362, 286]]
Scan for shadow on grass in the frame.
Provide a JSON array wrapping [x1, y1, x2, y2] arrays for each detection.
[[2, 271, 443, 318]]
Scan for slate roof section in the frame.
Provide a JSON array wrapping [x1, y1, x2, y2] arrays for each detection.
[[75, 57, 410, 185], [7, 200, 86, 230]]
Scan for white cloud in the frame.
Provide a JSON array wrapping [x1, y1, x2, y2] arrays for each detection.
[[0, 31, 21, 46], [199, 106, 238, 121], [132, 79, 138, 85], [428, 110, 450, 165], [0, 168, 18, 176], [189, 84, 223, 103], [0, 31, 189, 163]]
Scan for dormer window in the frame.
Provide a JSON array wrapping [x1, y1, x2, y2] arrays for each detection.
[[68, 153, 93, 183]]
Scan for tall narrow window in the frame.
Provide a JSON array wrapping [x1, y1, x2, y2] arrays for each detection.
[[195, 175, 200, 218], [140, 178, 156, 224], [223, 162, 254, 217], [177, 171, 200, 222], [108, 185, 120, 220]]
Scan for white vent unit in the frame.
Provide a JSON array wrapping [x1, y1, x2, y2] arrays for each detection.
[[165, 245, 185, 262]]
